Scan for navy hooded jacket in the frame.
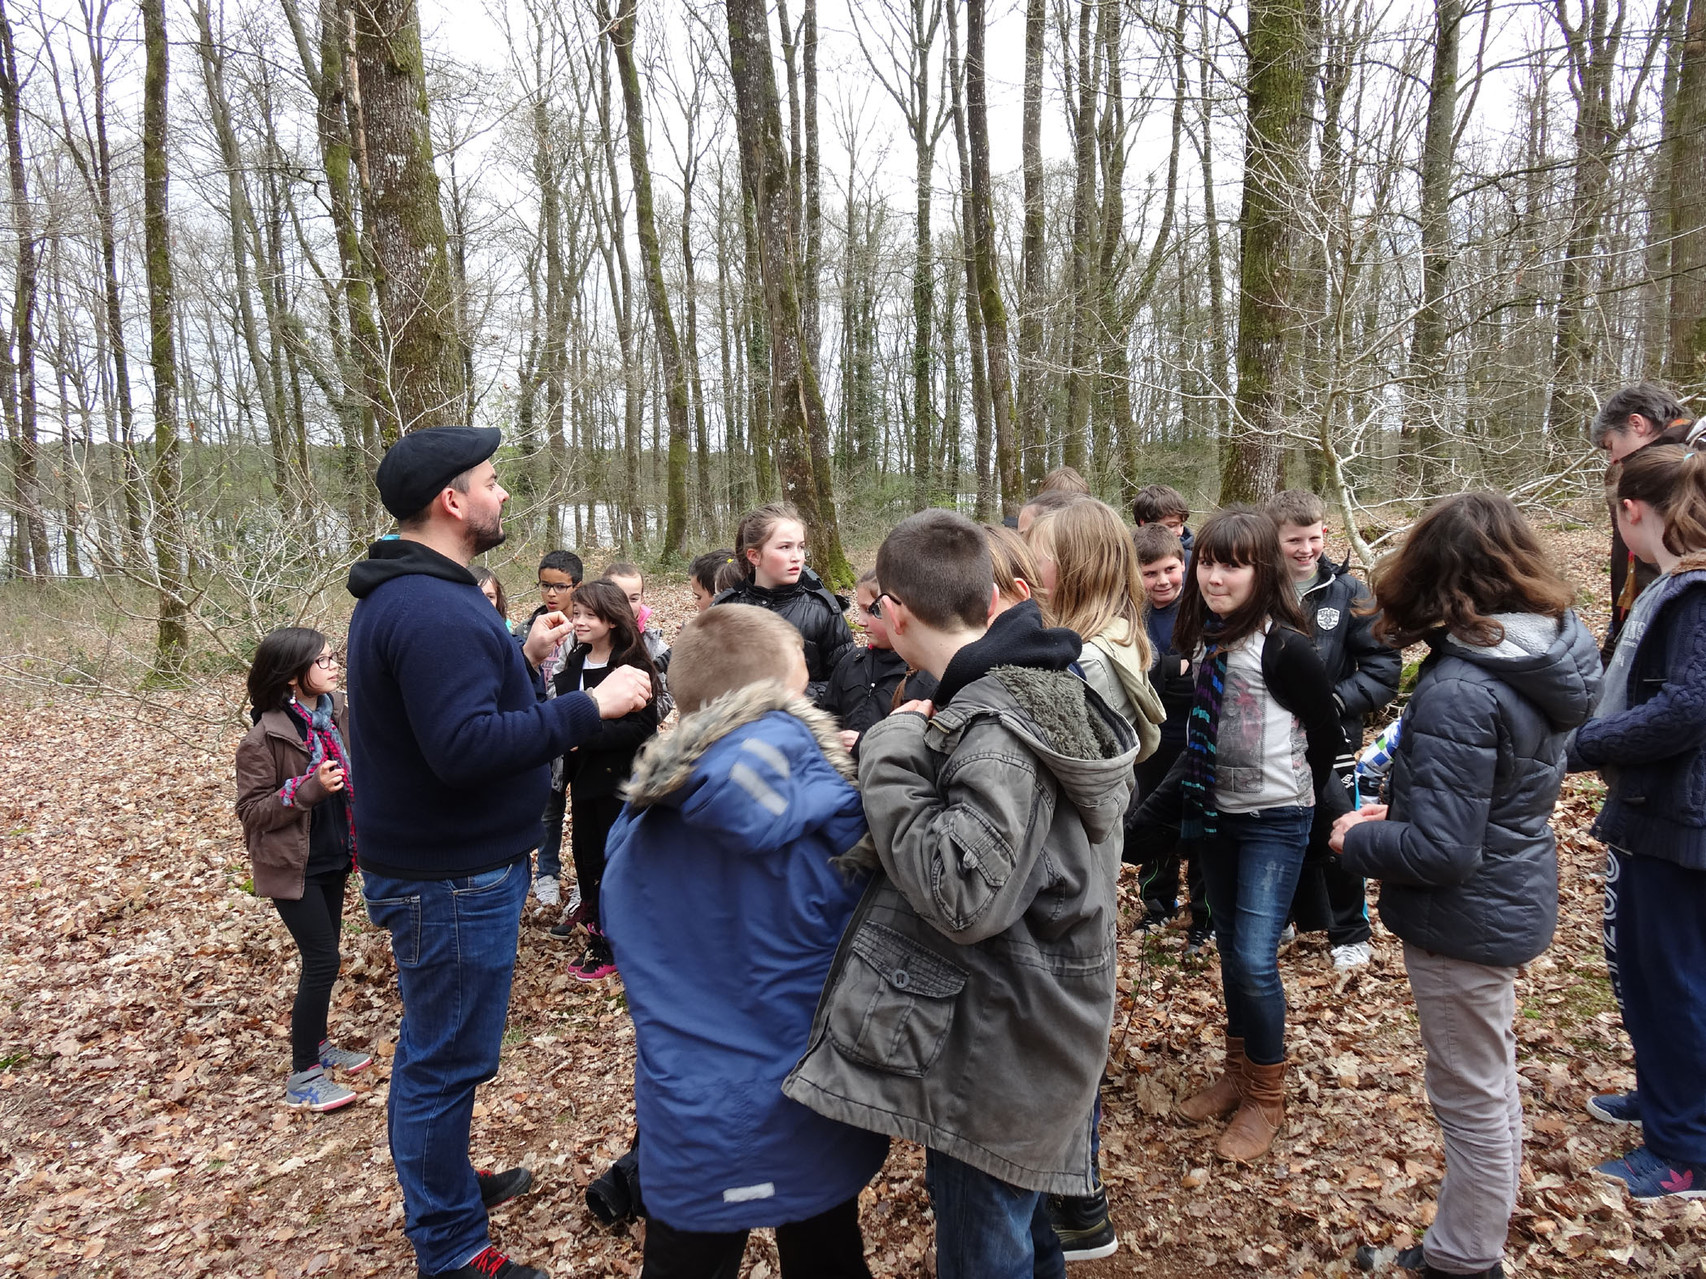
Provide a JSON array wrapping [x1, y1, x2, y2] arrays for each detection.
[[1572, 560, 1706, 870], [346, 538, 603, 879], [600, 683, 887, 1232]]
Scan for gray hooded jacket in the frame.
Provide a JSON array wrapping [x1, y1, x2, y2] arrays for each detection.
[[1339, 611, 1600, 967], [782, 664, 1139, 1196]]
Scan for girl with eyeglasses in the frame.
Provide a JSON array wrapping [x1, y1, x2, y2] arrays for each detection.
[[237, 627, 370, 1113]]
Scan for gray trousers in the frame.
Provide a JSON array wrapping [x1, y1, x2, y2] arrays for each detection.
[[1403, 942, 1521, 1275]]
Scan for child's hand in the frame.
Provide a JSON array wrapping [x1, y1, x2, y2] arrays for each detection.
[[1329, 804, 1386, 854], [315, 760, 345, 794], [524, 610, 573, 667], [895, 698, 935, 719], [839, 729, 861, 752]]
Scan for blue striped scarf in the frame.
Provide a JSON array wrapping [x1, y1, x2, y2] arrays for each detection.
[[1180, 629, 1228, 842]]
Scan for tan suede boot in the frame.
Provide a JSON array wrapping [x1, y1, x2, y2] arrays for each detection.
[[1176, 1035, 1245, 1123], [1216, 1056, 1286, 1163]]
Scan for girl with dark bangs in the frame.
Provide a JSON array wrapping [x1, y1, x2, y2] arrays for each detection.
[[553, 579, 663, 980], [1130, 507, 1351, 1164], [1331, 492, 1598, 1278]]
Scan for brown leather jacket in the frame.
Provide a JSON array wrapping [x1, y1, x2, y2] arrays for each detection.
[[234, 693, 349, 900]]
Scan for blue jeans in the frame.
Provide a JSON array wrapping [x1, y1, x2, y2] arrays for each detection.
[[924, 1150, 1066, 1279], [362, 860, 529, 1274], [537, 784, 566, 881], [1197, 806, 1313, 1065]]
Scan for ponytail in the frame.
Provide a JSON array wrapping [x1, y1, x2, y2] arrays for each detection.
[[1613, 445, 1706, 557]]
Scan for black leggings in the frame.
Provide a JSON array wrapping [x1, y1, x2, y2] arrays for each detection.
[[640, 1196, 872, 1279], [571, 792, 626, 930], [272, 874, 347, 1073]]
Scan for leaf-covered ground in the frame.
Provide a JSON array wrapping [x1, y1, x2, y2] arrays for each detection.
[[3, 528, 1703, 1278]]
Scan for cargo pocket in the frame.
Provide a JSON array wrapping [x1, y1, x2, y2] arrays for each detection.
[[826, 922, 967, 1077]]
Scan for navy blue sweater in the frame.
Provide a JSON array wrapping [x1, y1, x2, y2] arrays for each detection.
[[346, 538, 604, 879]]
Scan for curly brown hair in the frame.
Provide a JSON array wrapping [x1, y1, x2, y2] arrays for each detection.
[[1369, 493, 1575, 650]]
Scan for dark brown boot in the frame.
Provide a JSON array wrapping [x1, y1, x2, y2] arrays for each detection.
[[1177, 1035, 1245, 1123], [1216, 1055, 1286, 1163]]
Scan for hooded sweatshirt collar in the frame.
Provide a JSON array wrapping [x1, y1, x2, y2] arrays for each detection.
[[934, 599, 1083, 708], [1438, 611, 1599, 730], [347, 536, 477, 599]]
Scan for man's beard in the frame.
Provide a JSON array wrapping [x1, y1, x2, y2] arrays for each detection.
[[468, 510, 506, 555]]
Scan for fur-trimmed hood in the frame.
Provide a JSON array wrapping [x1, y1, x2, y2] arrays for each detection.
[[625, 679, 856, 809]]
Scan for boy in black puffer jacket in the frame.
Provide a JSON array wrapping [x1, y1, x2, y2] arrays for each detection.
[[823, 569, 925, 757], [1268, 490, 1401, 969]]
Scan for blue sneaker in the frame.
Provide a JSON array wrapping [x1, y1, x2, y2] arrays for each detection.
[[285, 1066, 356, 1113], [1585, 1090, 1641, 1126], [1593, 1145, 1706, 1200]]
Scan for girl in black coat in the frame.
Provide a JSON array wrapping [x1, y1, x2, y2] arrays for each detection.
[[1129, 508, 1351, 1165], [715, 502, 854, 705], [1333, 494, 1595, 1278], [553, 579, 661, 980]]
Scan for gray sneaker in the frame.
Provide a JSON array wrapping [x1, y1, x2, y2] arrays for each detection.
[[285, 1066, 357, 1113], [318, 1042, 374, 1073]]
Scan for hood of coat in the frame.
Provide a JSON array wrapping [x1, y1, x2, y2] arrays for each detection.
[[623, 679, 856, 809], [932, 664, 1140, 846], [716, 566, 849, 612], [1084, 619, 1166, 729], [1438, 610, 1599, 731], [934, 600, 1083, 707], [347, 536, 477, 598]]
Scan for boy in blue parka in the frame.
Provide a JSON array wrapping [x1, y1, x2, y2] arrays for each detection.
[[600, 604, 888, 1277]]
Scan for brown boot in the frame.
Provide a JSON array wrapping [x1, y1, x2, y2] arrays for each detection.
[[1176, 1035, 1245, 1123], [1216, 1056, 1286, 1163]]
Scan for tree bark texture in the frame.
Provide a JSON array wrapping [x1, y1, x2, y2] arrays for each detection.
[[725, 0, 850, 585], [349, 0, 465, 438], [1667, 0, 1706, 390], [1221, 0, 1313, 503]]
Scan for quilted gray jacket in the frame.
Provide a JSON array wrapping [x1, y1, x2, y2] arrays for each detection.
[[783, 665, 1139, 1196], [1339, 611, 1600, 967]]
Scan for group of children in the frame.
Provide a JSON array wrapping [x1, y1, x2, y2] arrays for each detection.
[[235, 450, 1706, 1279]]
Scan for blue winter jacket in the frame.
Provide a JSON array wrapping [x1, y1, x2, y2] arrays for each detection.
[[1572, 559, 1706, 870], [601, 683, 889, 1233]]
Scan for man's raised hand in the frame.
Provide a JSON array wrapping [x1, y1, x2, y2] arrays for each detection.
[[523, 609, 573, 668], [587, 664, 652, 719]]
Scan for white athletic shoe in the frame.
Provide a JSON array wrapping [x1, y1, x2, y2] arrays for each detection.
[[534, 875, 561, 907], [1331, 940, 1372, 970]]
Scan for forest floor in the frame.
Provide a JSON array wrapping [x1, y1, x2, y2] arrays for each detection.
[[3, 525, 1704, 1279]]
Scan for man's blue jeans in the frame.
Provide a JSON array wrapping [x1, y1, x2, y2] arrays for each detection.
[[1197, 806, 1313, 1066], [362, 859, 528, 1274], [924, 1150, 1066, 1279]]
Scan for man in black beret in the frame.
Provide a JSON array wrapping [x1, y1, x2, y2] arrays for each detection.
[[346, 427, 650, 1279]]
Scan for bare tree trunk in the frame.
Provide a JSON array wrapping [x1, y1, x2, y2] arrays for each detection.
[[1017, 0, 1046, 487], [947, 0, 994, 521], [725, 0, 850, 585], [349, 0, 465, 437], [1062, 0, 1099, 477], [966, 0, 1021, 514], [1405, 0, 1464, 485], [604, 0, 690, 558], [0, 0, 47, 578], [1667, 0, 1706, 390], [140, 0, 189, 675], [1221, 0, 1313, 503]]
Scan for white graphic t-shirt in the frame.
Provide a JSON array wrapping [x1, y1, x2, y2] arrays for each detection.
[[1215, 627, 1314, 815]]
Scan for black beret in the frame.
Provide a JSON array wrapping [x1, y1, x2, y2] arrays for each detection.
[[374, 426, 502, 520]]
